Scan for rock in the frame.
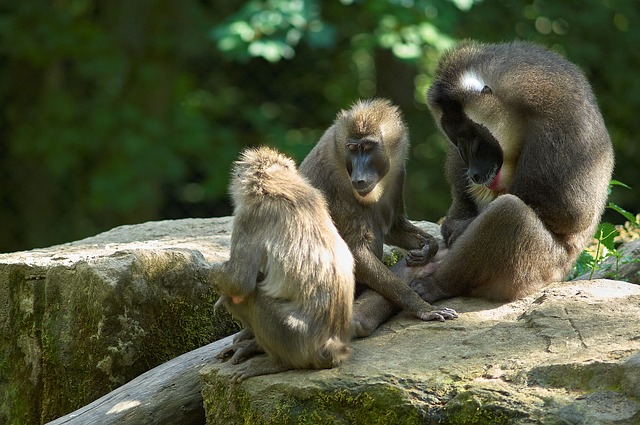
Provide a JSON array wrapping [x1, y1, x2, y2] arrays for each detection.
[[201, 279, 640, 424], [0, 218, 240, 424], [4, 217, 640, 424]]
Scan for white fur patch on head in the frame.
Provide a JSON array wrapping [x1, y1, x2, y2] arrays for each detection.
[[460, 71, 485, 92]]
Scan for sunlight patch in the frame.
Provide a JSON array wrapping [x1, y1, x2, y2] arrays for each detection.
[[107, 400, 141, 414]]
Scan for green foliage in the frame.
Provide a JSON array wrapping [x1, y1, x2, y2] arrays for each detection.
[[212, 0, 336, 62], [1, 0, 638, 252], [570, 182, 640, 281]]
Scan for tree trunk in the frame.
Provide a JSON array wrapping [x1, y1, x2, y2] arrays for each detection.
[[46, 334, 235, 425]]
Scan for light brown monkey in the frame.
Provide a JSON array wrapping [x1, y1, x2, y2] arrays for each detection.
[[404, 40, 614, 303], [299, 98, 457, 338], [212, 146, 355, 382]]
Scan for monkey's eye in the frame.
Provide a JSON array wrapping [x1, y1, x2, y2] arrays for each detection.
[[457, 143, 468, 162], [362, 141, 375, 152], [347, 143, 358, 152], [481, 85, 492, 95]]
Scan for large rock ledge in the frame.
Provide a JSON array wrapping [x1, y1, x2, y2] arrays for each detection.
[[2, 217, 639, 424], [201, 279, 640, 424], [0, 218, 240, 424]]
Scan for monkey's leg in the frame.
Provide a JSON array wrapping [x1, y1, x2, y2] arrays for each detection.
[[217, 305, 265, 363], [248, 297, 327, 370], [352, 289, 399, 338], [229, 355, 292, 383], [413, 194, 569, 303]]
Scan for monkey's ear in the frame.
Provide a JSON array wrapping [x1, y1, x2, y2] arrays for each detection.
[[481, 85, 492, 95]]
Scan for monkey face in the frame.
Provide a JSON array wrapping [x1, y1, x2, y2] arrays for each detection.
[[435, 101, 504, 189], [345, 138, 390, 197], [454, 120, 504, 188]]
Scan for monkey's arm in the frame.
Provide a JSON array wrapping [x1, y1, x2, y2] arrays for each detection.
[[352, 245, 456, 322], [441, 199, 477, 247], [441, 150, 479, 247], [509, 133, 607, 238], [222, 230, 264, 299], [384, 177, 438, 265]]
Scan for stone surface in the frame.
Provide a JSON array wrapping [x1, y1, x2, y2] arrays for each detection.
[[3, 216, 640, 425], [201, 279, 640, 424], [0, 218, 240, 425]]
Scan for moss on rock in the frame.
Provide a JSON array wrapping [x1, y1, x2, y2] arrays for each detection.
[[0, 218, 241, 424]]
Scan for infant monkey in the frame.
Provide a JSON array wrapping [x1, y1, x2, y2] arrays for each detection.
[[213, 146, 355, 382]]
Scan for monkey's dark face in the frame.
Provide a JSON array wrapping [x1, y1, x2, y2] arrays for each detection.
[[345, 138, 390, 198], [451, 119, 503, 188], [431, 89, 504, 190]]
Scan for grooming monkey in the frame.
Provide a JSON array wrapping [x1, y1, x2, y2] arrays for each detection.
[[213, 146, 355, 382], [299, 98, 457, 338], [404, 40, 614, 303]]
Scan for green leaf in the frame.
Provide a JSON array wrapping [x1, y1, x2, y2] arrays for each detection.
[[571, 250, 595, 278], [595, 222, 618, 251], [607, 202, 638, 225], [609, 180, 632, 189]]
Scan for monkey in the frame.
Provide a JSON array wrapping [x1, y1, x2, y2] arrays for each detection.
[[212, 146, 355, 382], [299, 98, 458, 338], [403, 40, 614, 304]]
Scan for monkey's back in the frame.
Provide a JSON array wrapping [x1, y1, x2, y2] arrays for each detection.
[[227, 146, 354, 370]]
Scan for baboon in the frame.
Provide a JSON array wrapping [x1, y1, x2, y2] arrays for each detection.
[[213, 146, 355, 382], [299, 98, 457, 338], [405, 40, 614, 303]]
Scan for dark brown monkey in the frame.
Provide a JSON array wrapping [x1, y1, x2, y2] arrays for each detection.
[[299, 98, 457, 337], [406, 40, 614, 303], [212, 146, 355, 382]]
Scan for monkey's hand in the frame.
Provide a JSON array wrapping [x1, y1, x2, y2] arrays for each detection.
[[405, 234, 439, 267], [415, 306, 458, 322], [216, 337, 264, 365]]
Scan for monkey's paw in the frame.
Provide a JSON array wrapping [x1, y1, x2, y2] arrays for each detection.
[[406, 235, 438, 266], [216, 338, 264, 364], [415, 307, 458, 322]]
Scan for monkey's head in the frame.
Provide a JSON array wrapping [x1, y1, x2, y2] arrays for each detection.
[[230, 146, 306, 211], [334, 98, 408, 205], [427, 42, 525, 201]]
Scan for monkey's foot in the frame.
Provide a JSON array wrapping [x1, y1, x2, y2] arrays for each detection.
[[409, 277, 447, 301], [352, 316, 377, 338], [415, 306, 458, 322], [229, 356, 292, 383], [216, 338, 264, 364], [232, 328, 254, 343], [352, 290, 399, 338]]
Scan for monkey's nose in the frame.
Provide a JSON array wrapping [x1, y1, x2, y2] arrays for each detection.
[[353, 179, 367, 189]]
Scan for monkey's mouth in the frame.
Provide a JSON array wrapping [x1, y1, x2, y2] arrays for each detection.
[[487, 168, 503, 191], [352, 181, 376, 197]]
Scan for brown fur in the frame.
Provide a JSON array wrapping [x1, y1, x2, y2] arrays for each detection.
[[300, 99, 457, 338], [213, 146, 355, 381], [408, 41, 614, 302]]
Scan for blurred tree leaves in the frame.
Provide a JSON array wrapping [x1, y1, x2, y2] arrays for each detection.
[[0, 0, 637, 252], [212, 0, 336, 62]]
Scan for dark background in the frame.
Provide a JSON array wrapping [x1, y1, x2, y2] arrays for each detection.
[[1, 0, 638, 253]]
